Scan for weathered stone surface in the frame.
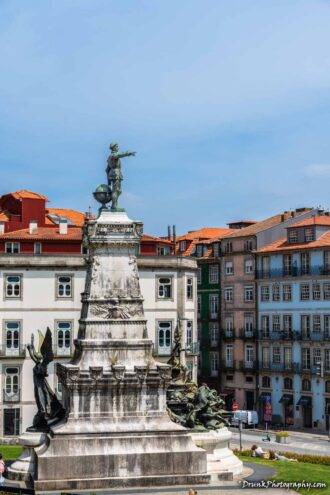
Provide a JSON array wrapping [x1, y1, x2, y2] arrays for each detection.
[[9, 209, 208, 490]]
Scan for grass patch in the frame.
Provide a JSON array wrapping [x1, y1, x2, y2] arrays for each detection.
[[238, 453, 330, 495], [0, 444, 23, 460]]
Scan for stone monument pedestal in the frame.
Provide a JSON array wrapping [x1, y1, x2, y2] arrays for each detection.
[[191, 428, 243, 477], [8, 209, 209, 491]]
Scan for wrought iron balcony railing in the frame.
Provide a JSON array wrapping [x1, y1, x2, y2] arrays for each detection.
[[221, 360, 236, 370], [186, 342, 200, 355], [239, 328, 257, 339], [0, 346, 26, 358], [239, 360, 257, 371], [3, 389, 21, 403], [257, 265, 330, 279], [221, 329, 235, 340]]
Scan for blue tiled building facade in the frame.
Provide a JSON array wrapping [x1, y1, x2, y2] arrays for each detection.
[[256, 216, 330, 431]]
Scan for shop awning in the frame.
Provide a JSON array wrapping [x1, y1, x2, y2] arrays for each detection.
[[279, 394, 293, 404], [297, 396, 312, 406], [258, 392, 271, 402]]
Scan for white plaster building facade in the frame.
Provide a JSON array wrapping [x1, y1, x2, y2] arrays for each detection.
[[0, 254, 198, 438]]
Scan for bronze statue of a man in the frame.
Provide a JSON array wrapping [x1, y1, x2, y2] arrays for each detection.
[[106, 143, 136, 211]]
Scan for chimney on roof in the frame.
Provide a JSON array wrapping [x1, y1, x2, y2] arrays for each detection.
[[172, 225, 176, 254], [167, 225, 171, 240], [0, 222, 4, 235], [59, 218, 68, 235], [29, 220, 38, 235]]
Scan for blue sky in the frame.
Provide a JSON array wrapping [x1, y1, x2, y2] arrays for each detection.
[[1, 0, 330, 235]]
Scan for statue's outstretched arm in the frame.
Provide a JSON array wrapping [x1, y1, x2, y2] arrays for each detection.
[[118, 151, 136, 158]]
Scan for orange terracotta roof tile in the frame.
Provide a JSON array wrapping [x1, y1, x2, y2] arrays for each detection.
[[177, 227, 231, 241], [289, 216, 330, 228], [11, 190, 48, 200], [257, 231, 330, 254], [141, 234, 172, 244], [0, 227, 82, 241], [46, 208, 86, 227], [0, 211, 9, 222]]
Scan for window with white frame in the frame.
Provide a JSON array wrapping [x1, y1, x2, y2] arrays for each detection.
[[186, 277, 193, 300], [284, 347, 292, 368], [312, 314, 321, 333], [209, 265, 219, 284], [197, 268, 202, 284], [324, 283, 330, 300], [288, 229, 298, 243], [302, 347, 311, 370], [209, 294, 219, 318], [5, 322, 20, 356], [57, 275, 73, 298], [186, 320, 193, 347], [245, 259, 253, 274], [56, 321, 72, 356], [225, 345, 233, 366], [313, 347, 321, 366], [302, 378, 311, 391], [261, 285, 270, 302], [5, 367, 19, 398], [282, 284, 292, 301], [224, 241, 232, 253], [157, 321, 172, 355], [284, 376, 293, 389], [34, 242, 42, 254], [5, 242, 20, 254], [301, 252, 310, 274], [325, 315, 330, 339], [244, 313, 254, 333], [210, 352, 219, 376], [224, 286, 233, 302], [157, 276, 172, 299], [283, 254, 292, 275], [244, 239, 254, 251], [245, 344, 254, 365], [5, 275, 22, 298], [179, 240, 186, 252], [261, 256, 270, 276], [304, 228, 314, 242], [313, 283, 321, 300], [210, 322, 219, 346], [261, 315, 270, 337], [262, 346, 270, 366], [301, 315, 310, 338], [244, 286, 254, 302], [272, 284, 280, 301], [262, 375, 271, 388], [272, 314, 280, 332], [272, 347, 281, 364], [225, 261, 234, 276], [283, 314, 292, 334], [300, 283, 310, 301], [158, 245, 170, 256]]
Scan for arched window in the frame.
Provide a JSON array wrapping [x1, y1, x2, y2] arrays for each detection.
[[284, 377, 293, 390], [302, 378, 311, 391], [262, 376, 270, 388], [325, 380, 330, 393]]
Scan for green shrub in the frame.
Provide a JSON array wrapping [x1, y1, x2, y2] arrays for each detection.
[[276, 431, 289, 437], [234, 448, 330, 466]]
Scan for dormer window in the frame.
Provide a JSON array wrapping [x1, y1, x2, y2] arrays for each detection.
[[244, 239, 254, 251], [288, 229, 298, 243], [179, 240, 187, 252], [196, 244, 203, 258], [5, 242, 20, 254], [224, 241, 233, 253], [304, 228, 314, 242]]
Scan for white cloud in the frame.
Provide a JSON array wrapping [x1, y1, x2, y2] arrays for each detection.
[[304, 164, 330, 178]]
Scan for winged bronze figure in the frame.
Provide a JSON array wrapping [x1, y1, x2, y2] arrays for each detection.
[[27, 327, 65, 432]]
